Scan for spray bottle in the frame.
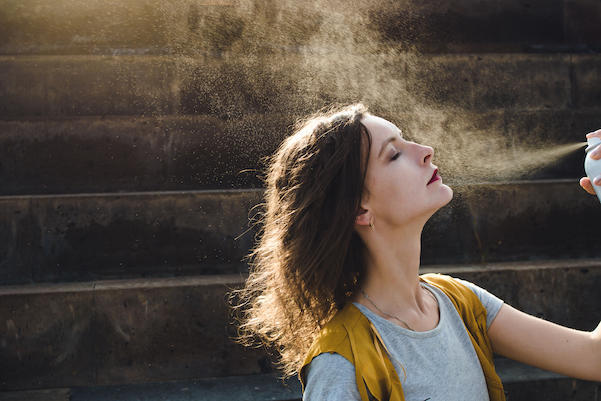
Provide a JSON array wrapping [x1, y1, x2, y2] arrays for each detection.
[[585, 136, 601, 203]]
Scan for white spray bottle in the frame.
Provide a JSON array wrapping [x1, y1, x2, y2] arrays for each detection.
[[585, 136, 601, 203]]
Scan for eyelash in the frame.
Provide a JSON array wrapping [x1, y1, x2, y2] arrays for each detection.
[[391, 152, 401, 161]]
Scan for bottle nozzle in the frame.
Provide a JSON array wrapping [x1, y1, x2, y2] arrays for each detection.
[[585, 137, 601, 153]]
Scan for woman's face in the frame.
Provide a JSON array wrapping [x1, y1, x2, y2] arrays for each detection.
[[358, 114, 453, 229]]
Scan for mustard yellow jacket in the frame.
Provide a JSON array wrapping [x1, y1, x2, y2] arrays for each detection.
[[299, 273, 506, 401]]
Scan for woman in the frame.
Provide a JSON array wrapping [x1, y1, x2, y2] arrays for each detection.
[[234, 104, 601, 400]]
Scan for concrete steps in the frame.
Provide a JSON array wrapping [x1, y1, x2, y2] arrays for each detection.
[[2, 53, 601, 118], [2, 1, 601, 399], [0, 113, 292, 194], [1, 0, 600, 55], [1, 361, 598, 401], [2, 52, 600, 197], [1, 260, 600, 391], [1, 110, 601, 195], [0, 189, 262, 284], [0, 274, 265, 390], [1, 182, 600, 285]]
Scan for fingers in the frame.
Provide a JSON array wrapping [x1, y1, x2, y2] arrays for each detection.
[[585, 129, 601, 139], [580, 177, 597, 195]]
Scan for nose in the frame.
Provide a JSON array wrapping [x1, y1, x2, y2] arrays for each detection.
[[420, 144, 434, 165]]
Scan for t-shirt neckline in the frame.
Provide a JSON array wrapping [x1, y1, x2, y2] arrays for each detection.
[[352, 282, 444, 338]]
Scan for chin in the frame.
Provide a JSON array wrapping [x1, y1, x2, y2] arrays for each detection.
[[442, 184, 454, 203], [432, 185, 453, 212], [425, 187, 454, 216]]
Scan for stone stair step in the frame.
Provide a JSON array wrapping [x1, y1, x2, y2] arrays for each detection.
[[69, 374, 302, 401], [0, 388, 70, 401], [0, 260, 599, 390], [1, 0, 599, 55], [421, 179, 601, 265], [2, 110, 601, 195], [0, 189, 263, 284], [368, 0, 598, 54], [0, 274, 266, 390], [1, 181, 600, 284], [0, 114, 292, 195], [0, 360, 597, 401], [1, 53, 599, 118]]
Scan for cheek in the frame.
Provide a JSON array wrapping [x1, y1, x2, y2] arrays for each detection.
[[366, 163, 423, 204], [367, 170, 397, 197], [383, 166, 422, 198], [370, 171, 417, 208]]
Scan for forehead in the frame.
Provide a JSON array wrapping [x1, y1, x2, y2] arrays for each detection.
[[361, 114, 401, 141]]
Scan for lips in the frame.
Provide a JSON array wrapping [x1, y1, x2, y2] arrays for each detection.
[[427, 169, 440, 185]]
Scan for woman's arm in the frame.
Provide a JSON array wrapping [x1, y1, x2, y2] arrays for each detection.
[[488, 303, 601, 382]]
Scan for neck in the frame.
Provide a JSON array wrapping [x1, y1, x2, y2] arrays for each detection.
[[356, 219, 428, 315]]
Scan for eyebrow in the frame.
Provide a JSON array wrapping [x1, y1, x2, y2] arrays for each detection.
[[378, 131, 403, 159]]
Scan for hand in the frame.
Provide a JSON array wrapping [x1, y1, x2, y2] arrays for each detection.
[[580, 129, 601, 195]]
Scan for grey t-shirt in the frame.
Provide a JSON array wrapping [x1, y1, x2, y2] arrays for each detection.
[[302, 277, 504, 401]]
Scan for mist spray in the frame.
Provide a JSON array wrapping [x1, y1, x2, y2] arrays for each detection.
[[585, 136, 601, 203]]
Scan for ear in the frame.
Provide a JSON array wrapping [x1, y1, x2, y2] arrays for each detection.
[[355, 207, 371, 227]]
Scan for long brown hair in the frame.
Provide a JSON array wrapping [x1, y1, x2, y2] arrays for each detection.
[[232, 103, 373, 377]]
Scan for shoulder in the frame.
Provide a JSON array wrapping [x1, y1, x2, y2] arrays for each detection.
[[300, 303, 362, 385], [306, 352, 355, 375], [303, 353, 360, 401], [420, 273, 472, 295], [421, 273, 486, 300], [420, 273, 485, 315], [306, 305, 356, 354], [421, 273, 504, 329]]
